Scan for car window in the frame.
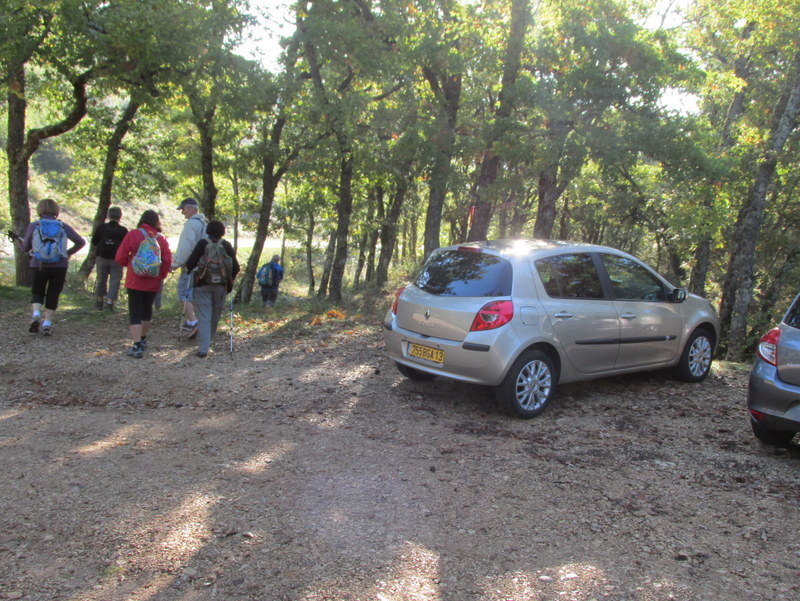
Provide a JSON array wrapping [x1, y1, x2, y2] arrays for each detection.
[[415, 249, 512, 297], [535, 253, 604, 299], [785, 295, 800, 329], [601, 254, 665, 301]]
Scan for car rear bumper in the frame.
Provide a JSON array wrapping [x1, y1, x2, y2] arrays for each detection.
[[383, 318, 513, 386], [747, 358, 800, 432]]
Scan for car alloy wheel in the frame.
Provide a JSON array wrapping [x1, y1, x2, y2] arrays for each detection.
[[496, 350, 556, 418]]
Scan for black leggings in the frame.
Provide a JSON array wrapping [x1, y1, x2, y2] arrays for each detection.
[[31, 266, 67, 310], [127, 288, 157, 325]]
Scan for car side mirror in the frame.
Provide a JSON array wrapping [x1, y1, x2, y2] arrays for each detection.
[[671, 288, 687, 303]]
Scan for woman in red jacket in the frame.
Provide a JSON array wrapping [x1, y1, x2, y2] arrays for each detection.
[[115, 210, 172, 358]]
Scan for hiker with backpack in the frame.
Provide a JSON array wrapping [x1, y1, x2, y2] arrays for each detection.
[[114, 210, 172, 358], [185, 220, 239, 358], [21, 198, 86, 335], [257, 254, 284, 308], [171, 197, 206, 339], [90, 206, 127, 311]]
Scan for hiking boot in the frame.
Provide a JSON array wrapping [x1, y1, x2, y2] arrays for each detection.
[[105, 301, 114, 312], [29, 318, 40, 334], [195, 351, 207, 358], [182, 321, 198, 339], [126, 345, 143, 359], [95, 299, 103, 310]]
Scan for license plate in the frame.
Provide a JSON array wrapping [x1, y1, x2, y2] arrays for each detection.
[[409, 343, 444, 363]]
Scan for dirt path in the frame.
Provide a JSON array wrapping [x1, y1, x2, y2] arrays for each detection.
[[0, 300, 798, 601]]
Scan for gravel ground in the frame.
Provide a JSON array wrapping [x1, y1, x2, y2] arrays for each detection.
[[0, 299, 798, 601]]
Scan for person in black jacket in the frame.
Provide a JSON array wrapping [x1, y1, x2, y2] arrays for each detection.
[[185, 220, 240, 357], [91, 206, 128, 311]]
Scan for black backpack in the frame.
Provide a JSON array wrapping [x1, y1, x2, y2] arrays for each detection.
[[97, 223, 127, 259]]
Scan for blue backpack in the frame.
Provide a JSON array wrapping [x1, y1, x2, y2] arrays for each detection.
[[257, 263, 276, 287], [32, 219, 68, 263]]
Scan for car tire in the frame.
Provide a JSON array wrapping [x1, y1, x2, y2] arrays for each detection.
[[495, 349, 556, 418], [674, 328, 714, 382], [396, 362, 436, 381], [751, 420, 797, 446]]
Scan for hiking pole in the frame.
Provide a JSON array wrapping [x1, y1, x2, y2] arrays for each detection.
[[228, 292, 234, 356]]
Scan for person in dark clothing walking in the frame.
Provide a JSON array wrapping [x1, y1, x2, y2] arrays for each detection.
[[185, 220, 240, 358], [91, 206, 128, 311]]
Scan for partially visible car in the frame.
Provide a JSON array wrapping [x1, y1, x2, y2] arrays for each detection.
[[747, 293, 800, 446], [383, 239, 720, 418]]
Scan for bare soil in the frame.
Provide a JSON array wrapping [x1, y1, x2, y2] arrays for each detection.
[[1, 298, 798, 601]]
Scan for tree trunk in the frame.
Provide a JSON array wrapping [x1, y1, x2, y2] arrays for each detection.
[[305, 210, 316, 295], [467, 0, 530, 241], [7, 63, 32, 286], [238, 117, 293, 304], [80, 97, 141, 277], [317, 230, 336, 299], [422, 68, 461, 258], [376, 166, 412, 287], [365, 187, 384, 283], [533, 163, 570, 239], [327, 150, 354, 303], [723, 51, 800, 360], [7, 64, 91, 285]]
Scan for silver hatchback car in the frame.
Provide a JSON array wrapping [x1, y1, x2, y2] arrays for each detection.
[[747, 293, 800, 445], [383, 240, 719, 418]]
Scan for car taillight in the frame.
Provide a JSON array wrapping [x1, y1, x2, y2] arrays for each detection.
[[391, 286, 406, 315], [757, 327, 780, 366], [470, 300, 514, 332]]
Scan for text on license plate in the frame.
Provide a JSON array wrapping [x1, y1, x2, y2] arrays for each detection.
[[409, 343, 444, 363]]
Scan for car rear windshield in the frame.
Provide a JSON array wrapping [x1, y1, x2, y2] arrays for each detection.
[[415, 249, 513, 297], [785, 295, 800, 329]]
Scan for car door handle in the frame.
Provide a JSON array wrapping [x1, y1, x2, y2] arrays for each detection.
[[620, 313, 637, 320], [553, 312, 574, 319]]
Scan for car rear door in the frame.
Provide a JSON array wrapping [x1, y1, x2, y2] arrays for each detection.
[[534, 253, 620, 374], [778, 294, 800, 386], [599, 253, 683, 370]]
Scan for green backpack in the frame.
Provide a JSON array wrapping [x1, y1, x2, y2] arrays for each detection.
[[196, 240, 233, 287]]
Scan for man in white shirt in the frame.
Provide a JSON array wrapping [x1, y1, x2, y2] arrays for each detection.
[[172, 197, 206, 338]]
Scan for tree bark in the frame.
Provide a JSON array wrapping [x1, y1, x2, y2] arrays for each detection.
[[317, 230, 336, 298], [376, 161, 413, 287], [7, 65, 91, 285], [467, 0, 530, 242], [722, 51, 800, 360], [304, 209, 316, 295], [328, 148, 354, 303], [422, 68, 461, 258], [80, 97, 141, 277]]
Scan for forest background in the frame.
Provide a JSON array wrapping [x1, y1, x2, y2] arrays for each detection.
[[1, 0, 799, 362]]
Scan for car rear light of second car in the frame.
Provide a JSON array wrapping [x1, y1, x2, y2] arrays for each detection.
[[757, 327, 780, 366], [391, 286, 406, 315], [470, 300, 514, 332]]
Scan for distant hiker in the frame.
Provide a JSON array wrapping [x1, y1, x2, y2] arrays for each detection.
[[185, 220, 239, 358], [90, 206, 127, 311], [171, 197, 206, 339], [257, 254, 284, 308], [115, 210, 172, 358], [22, 198, 86, 336]]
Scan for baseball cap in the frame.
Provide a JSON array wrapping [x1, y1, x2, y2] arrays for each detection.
[[177, 197, 199, 210]]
